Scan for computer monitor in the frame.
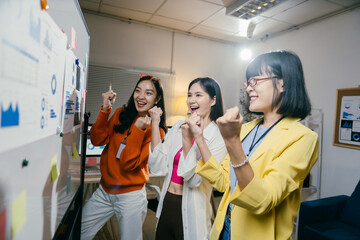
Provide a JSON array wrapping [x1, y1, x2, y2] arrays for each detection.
[[85, 124, 105, 157]]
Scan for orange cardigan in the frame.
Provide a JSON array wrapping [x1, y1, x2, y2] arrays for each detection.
[[90, 106, 165, 194]]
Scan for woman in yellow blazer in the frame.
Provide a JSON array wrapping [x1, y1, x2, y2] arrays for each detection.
[[191, 50, 318, 240]]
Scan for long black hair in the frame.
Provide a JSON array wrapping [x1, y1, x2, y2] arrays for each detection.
[[113, 75, 167, 133], [188, 77, 224, 121], [245, 50, 311, 120]]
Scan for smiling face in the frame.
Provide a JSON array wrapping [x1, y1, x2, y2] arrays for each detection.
[[246, 74, 284, 115], [187, 82, 216, 121], [133, 80, 158, 116]]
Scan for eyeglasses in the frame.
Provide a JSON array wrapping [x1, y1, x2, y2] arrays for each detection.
[[245, 76, 276, 88], [139, 74, 161, 85]]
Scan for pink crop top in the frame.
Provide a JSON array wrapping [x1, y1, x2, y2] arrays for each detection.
[[171, 146, 184, 184], [171, 140, 194, 185]]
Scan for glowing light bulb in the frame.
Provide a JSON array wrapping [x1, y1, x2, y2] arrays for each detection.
[[240, 48, 252, 61]]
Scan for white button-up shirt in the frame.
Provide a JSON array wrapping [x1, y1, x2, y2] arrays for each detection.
[[149, 120, 227, 240]]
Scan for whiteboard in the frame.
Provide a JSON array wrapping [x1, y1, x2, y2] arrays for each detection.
[[0, 0, 89, 239]]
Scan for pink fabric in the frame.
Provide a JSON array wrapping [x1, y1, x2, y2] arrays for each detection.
[[171, 147, 184, 185], [171, 139, 195, 185]]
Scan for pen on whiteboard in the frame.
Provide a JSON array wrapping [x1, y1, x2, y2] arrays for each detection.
[[109, 83, 112, 91]]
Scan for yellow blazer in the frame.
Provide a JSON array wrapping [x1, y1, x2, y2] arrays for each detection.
[[196, 117, 318, 240]]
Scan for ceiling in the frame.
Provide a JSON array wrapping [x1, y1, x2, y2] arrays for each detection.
[[78, 0, 360, 44]]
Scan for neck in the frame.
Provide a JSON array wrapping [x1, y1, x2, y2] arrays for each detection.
[[138, 112, 147, 117], [262, 112, 284, 128], [203, 116, 212, 129]]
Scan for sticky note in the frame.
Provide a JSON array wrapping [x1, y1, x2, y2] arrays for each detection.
[[11, 191, 26, 238], [50, 154, 59, 182], [83, 90, 87, 103], [66, 176, 71, 195], [0, 209, 6, 240], [71, 27, 78, 50], [72, 142, 79, 160], [87, 157, 97, 166]]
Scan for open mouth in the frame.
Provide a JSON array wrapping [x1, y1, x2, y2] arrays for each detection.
[[136, 101, 147, 107], [190, 107, 199, 112]]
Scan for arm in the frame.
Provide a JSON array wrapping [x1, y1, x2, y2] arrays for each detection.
[[216, 107, 254, 190], [120, 124, 165, 171], [90, 106, 116, 146], [178, 123, 228, 188], [148, 122, 180, 175], [182, 112, 211, 161], [148, 106, 163, 152], [196, 154, 231, 192], [90, 90, 117, 146], [231, 130, 319, 215]]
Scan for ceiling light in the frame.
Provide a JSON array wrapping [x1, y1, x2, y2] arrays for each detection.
[[226, 0, 289, 20], [240, 48, 252, 61]]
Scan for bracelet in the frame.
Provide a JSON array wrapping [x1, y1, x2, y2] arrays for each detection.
[[231, 157, 249, 168]]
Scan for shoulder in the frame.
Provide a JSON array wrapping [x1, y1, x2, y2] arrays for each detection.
[[166, 120, 185, 134], [280, 117, 318, 140], [110, 107, 124, 118], [172, 120, 186, 129], [116, 107, 125, 114]]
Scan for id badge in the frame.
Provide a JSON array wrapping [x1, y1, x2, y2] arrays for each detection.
[[116, 143, 126, 159]]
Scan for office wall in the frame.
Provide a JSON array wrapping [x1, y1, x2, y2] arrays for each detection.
[[83, 13, 242, 113], [83, 9, 360, 198], [246, 8, 360, 198]]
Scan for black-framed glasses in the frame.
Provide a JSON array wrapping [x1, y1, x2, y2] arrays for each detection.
[[245, 76, 277, 88]]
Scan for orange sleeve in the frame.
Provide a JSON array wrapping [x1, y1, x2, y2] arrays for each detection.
[[119, 125, 165, 171], [90, 106, 121, 146]]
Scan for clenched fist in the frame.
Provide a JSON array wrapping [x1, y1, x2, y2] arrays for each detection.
[[135, 115, 151, 131], [184, 112, 203, 139], [148, 106, 163, 126], [102, 90, 116, 112], [216, 107, 243, 141]]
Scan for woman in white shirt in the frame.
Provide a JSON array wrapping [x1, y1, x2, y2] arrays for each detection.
[[148, 77, 228, 240]]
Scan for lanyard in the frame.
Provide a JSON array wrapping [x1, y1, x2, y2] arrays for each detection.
[[122, 131, 131, 144], [247, 116, 286, 155]]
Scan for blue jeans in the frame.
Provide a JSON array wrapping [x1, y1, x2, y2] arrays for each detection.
[[219, 210, 231, 240]]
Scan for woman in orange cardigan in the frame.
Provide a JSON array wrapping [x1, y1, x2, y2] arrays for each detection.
[[81, 75, 166, 240]]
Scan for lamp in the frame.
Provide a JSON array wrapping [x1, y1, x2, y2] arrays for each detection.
[[172, 96, 188, 116], [226, 0, 288, 20], [167, 96, 189, 126]]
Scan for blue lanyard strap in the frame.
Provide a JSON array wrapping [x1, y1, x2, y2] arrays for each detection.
[[247, 115, 286, 155]]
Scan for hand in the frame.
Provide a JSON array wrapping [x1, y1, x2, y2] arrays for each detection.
[[102, 90, 116, 112], [181, 122, 194, 144], [135, 115, 151, 131], [148, 106, 163, 126], [216, 107, 243, 142], [184, 112, 203, 139]]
